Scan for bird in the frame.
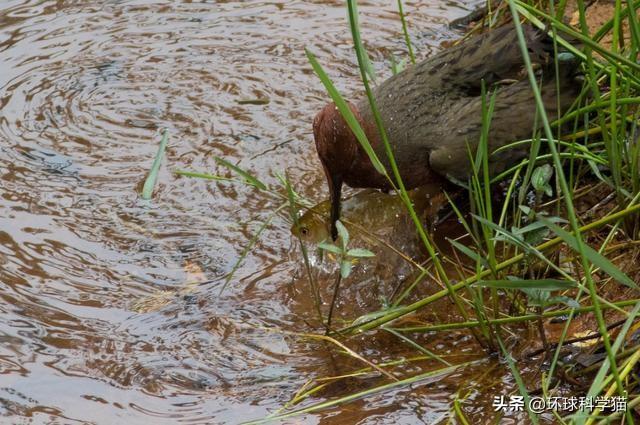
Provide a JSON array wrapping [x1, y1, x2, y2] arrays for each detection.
[[312, 23, 582, 240]]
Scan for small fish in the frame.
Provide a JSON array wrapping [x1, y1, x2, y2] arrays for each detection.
[[291, 184, 449, 244]]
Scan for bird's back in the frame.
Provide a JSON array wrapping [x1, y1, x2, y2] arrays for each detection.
[[355, 24, 582, 184]]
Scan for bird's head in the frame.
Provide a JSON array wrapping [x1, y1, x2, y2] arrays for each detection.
[[312, 102, 361, 240]]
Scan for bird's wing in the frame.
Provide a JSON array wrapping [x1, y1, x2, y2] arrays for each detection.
[[428, 71, 581, 184], [417, 24, 555, 94]]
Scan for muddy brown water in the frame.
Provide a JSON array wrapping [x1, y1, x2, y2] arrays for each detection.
[[0, 1, 552, 424]]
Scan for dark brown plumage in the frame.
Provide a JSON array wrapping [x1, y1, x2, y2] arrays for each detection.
[[313, 24, 582, 239]]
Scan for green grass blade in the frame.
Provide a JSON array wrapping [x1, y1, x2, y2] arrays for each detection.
[[397, 0, 416, 64], [175, 170, 242, 185], [141, 129, 169, 200], [495, 334, 539, 425], [243, 361, 477, 424], [384, 327, 451, 366], [476, 279, 577, 290], [447, 238, 489, 268], [394, 299, 640, 332], [219, 205, 285, 295], [214, 156, 267, 190], [538, 215, 639, 290]]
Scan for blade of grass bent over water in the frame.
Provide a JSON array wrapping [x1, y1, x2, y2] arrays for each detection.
[[244, 360, 477, 424], [219, 204, 286, 295], [393, 298, 640, 332], [476, 279, 577, 290], [214, 156, 267, 190]]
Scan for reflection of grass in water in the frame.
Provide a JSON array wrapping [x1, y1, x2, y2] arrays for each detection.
[[131, 289, 180, 313], [111, 209, 209, 313], [130, 261, 207, 313], [180, 0, 640, 422]]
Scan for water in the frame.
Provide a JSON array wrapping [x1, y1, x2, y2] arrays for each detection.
[[0, 1, 540, 423]]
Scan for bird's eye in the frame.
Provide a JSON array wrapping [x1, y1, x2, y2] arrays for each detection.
[[301, 227, 308, 235]]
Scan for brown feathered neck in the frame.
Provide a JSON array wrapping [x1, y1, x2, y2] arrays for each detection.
[[313, 102, 360, 179], [313, 101, 395, 240], [313, 101, 390, 189]]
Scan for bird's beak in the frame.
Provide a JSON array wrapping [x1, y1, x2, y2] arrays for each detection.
[[329, 173, 342, 241], [321, 163, 342, 241]]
